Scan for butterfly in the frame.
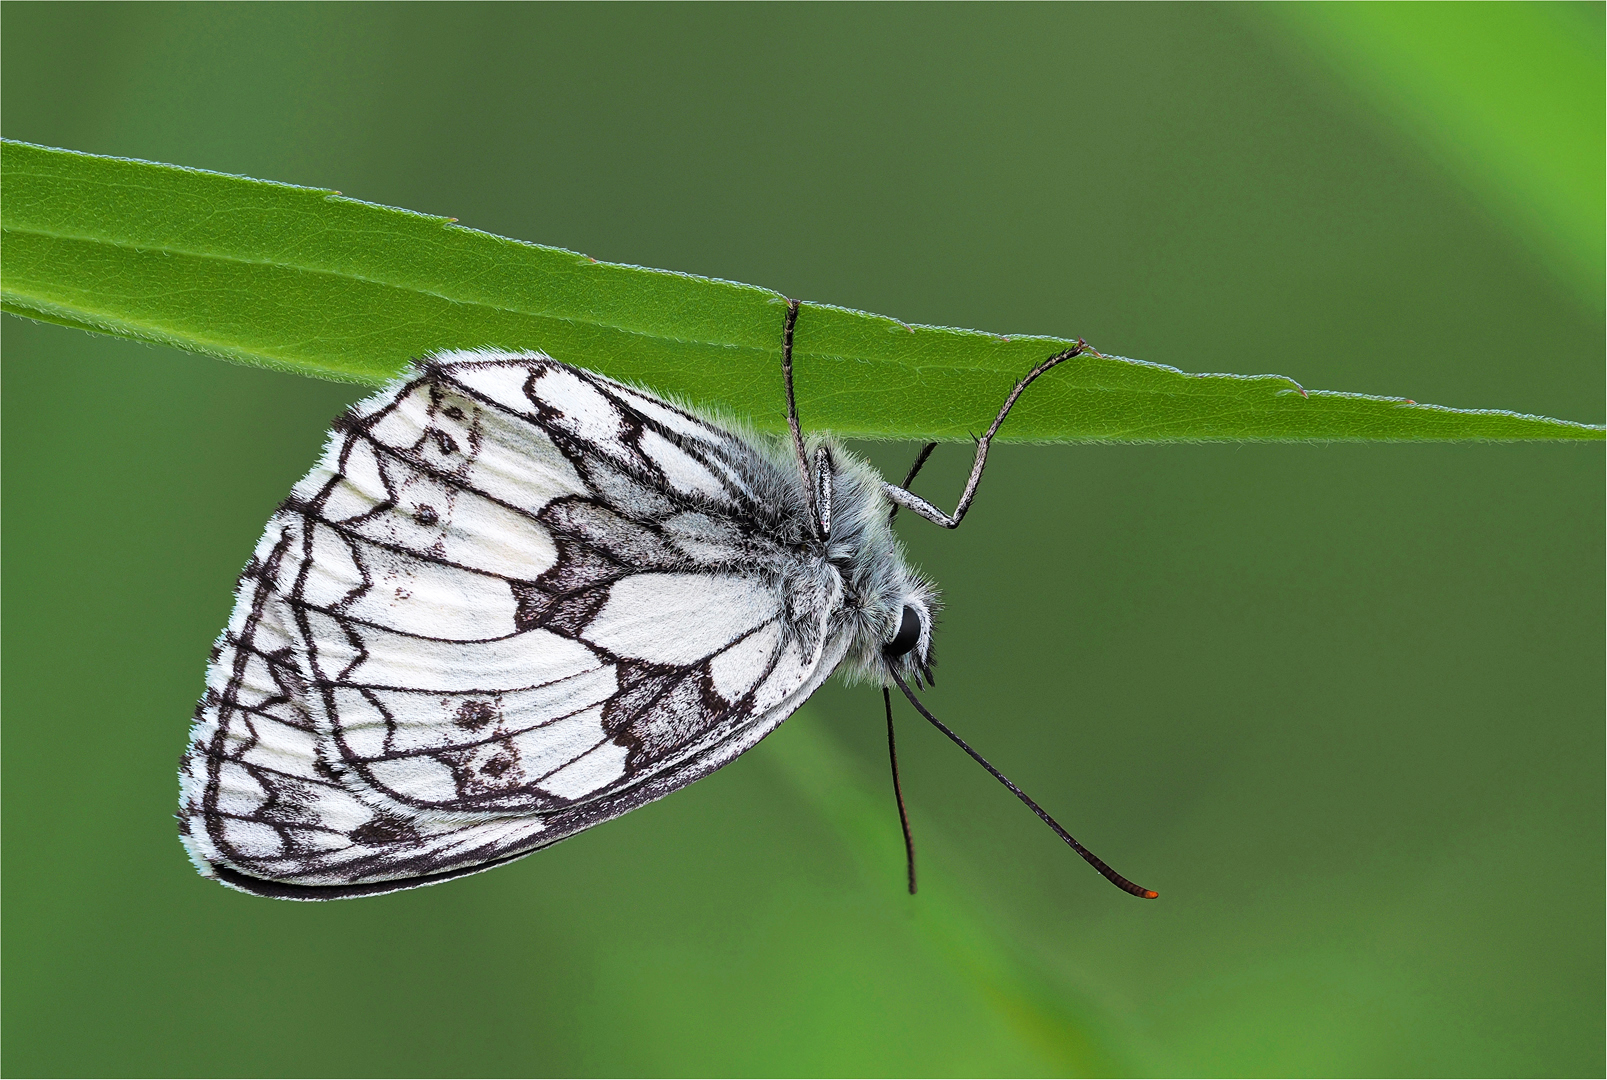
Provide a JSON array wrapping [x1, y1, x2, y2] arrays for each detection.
[[178, 300, 1156, 901]]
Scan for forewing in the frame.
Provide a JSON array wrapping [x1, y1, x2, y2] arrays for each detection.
[[179, 352, 835, 898]]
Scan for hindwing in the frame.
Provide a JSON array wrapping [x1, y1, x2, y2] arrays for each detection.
[[180, 351, 843, 898]]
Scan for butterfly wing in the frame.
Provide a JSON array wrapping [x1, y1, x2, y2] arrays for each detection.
[[180, 352, 845, 898]]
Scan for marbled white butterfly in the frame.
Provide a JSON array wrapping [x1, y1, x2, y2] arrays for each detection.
[[179, 301, 1156, 901]]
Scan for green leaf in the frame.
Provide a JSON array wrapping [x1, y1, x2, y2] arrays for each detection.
[[2, 140, 1599, 442]]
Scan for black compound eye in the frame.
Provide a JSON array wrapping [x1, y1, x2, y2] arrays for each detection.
[[883, 604, 922, 659]]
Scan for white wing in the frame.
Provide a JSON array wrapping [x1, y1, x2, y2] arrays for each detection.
[[180, 352, 845, 899]]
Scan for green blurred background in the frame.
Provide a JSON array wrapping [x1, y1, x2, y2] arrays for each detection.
[[3, 4, 1601, 1076]]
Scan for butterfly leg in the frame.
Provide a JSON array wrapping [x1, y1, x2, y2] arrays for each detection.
[[781, 298, 827, 540], [886, 442, 936, 523], [880, 342, 1089, 529]]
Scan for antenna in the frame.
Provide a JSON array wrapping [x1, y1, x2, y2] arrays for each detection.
[[883, 687, 918, 894], [888, 670, 1157, 899]]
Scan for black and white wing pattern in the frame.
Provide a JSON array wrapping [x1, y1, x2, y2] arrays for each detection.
[[180, 350, 849, 898]]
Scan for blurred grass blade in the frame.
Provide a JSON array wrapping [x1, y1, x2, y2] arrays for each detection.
[[1257, 3, 1605, 307], [759, 715, 1137, 1077], [2, 140, 1599, 442]]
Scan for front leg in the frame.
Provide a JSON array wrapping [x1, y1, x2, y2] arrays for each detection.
[[882, 343, 1089, 530], [780, 298, 826, 541]]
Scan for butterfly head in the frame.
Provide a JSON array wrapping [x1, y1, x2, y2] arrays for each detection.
[[880, 587, 937, 688]]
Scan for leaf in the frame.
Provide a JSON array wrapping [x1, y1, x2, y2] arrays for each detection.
[[2, 140, 1599, 442]]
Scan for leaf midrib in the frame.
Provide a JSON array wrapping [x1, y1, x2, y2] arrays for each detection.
[[10, 211, 1258, 402], [5, 163, 788, 353], [6, 215, 779, 358]]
